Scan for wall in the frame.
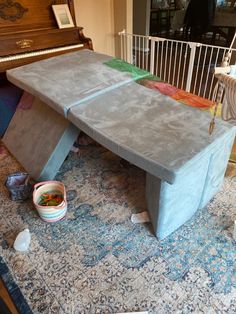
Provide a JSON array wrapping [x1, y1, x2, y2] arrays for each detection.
[[74, 0, 115, 56], [74, 0, 133, 57], [113, 0, 133, 57]]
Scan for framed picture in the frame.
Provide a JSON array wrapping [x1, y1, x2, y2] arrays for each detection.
[[52, 4, 74, 29]]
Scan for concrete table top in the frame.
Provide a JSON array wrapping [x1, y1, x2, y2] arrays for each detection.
[[68, 82, 236, 184], [6, 49, 148, 117]]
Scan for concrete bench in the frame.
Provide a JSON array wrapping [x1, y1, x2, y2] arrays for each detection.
[[3, 49, 236, 239]]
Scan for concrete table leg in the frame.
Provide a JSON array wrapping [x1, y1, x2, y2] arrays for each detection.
[[3, 97, 79, 181], [146, 156, 210, 240], [199, 130, 235, 208], [146, 129, 235, 240]]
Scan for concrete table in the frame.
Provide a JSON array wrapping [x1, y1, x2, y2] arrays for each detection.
[[3, 50, 235, 239]]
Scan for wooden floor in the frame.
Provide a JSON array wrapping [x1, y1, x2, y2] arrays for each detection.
[[230, 138, 236, 163], [0, 279, 18, 314], [233, 139, 236, 154]]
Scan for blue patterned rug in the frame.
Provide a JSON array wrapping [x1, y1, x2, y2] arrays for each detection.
[[0, 141, 236, 313]]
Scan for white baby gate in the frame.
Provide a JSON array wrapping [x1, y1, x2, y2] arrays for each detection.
[[118, 31, 236, 102]]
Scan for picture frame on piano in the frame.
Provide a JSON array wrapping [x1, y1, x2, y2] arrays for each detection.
[[52, 4, 74, 29]]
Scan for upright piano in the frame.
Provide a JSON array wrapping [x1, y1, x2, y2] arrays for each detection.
[[0, 0, 93, 72]]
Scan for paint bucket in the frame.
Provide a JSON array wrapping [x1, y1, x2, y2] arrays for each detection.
[[33, 181, 67, 222]]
